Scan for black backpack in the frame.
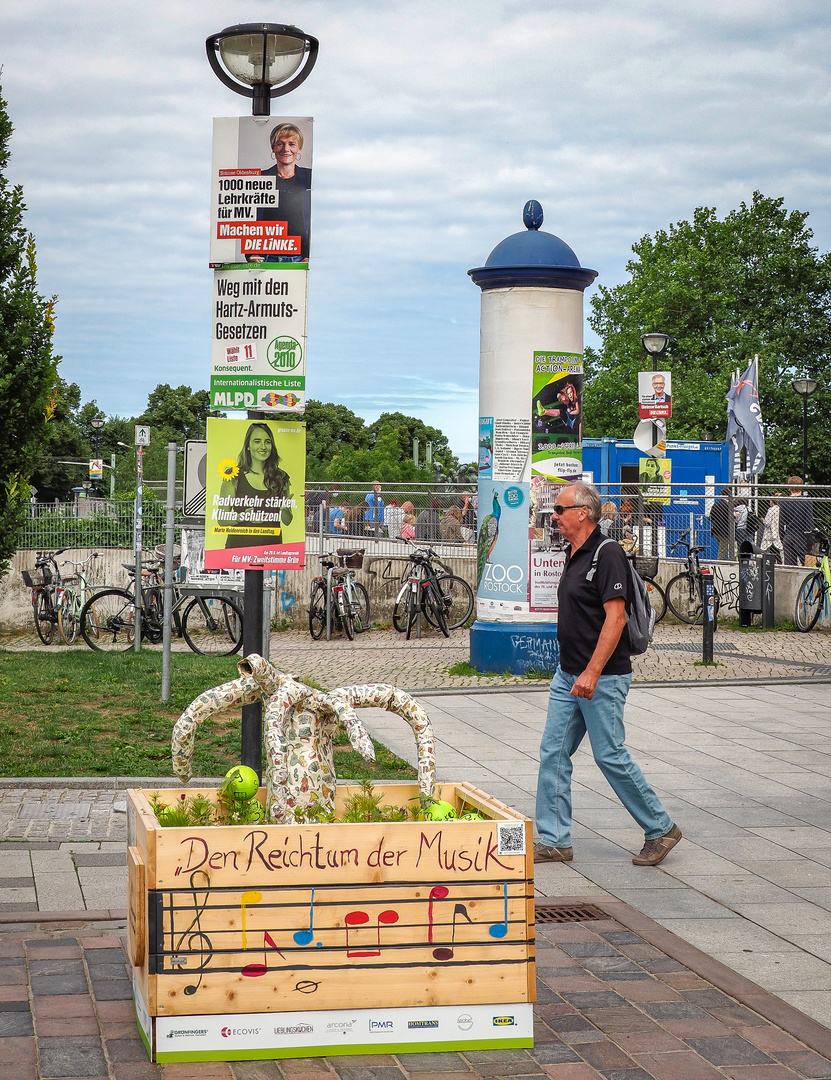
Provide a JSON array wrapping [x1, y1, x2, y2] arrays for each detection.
[[586, 538, 655, 656]]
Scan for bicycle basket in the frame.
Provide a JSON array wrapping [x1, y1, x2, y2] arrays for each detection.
[[20, 570, 36, 589], [336, 548, 364, 569], [633, 556, 659, 580]]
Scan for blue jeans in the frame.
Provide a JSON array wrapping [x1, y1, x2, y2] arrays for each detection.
[[535, 667, 673, 848]]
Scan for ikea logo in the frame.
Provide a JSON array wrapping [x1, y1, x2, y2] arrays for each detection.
[[493, 1016, 515, 1026]]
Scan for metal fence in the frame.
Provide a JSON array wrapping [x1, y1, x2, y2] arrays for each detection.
[[19, 481, 831, 568]]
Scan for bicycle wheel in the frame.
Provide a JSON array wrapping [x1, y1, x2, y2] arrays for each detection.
[[58, 589, 80, 644], [181, 596, 244, 655], [435, 574, 474, 629], [795, 571, 824, 632], [309, 583, 327, 639], [82, 589, 101, 641], [81, 589, 136, 651], [348, 581, 370, 633], [337, 588, 355, 640], [34, 591, 55, 645], [424, 581, 450, 637], [404, 583, 419, 640], [143, 591, 163, 644], [666, 574, 703, 624], [643, 579, 667, 623], [392, 582, 409, 633]]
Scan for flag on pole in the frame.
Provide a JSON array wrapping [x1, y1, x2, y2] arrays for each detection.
[[725, 356, 765, 477]]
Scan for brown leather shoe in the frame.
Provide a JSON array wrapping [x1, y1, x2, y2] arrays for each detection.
[[533, 842, 574, 863], [632, 824, 682, 866]]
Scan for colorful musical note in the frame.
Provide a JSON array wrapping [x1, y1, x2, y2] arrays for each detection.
[[427, 885, 449, 945], [240, 889, 262, 950], [241, 930, 285, 978], [345, 909, 399, 957], [293, 888, 322, 947], [489, 882, 509, 939], [432, 903, 472, 961]]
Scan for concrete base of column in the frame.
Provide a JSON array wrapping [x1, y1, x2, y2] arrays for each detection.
[[469, 620, 559, 676]]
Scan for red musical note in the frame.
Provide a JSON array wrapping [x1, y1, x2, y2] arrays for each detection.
[[239, 889, 285, 977], [345, 909, 399, 957], [427, 885, 449, 945], [241, 930, 285, 977], [433, 903, 472, 961]]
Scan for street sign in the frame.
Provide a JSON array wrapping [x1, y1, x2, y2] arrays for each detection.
[[135, 426, 151, 446], [183, 440, 207, 519]]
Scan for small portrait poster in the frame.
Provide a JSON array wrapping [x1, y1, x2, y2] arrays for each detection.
[[639, 457, 672, 504], [204, 417, 306, 570], [638, 371, 672, 419]]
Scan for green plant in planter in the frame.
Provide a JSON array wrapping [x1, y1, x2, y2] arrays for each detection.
[[341, 780, 408, 823]]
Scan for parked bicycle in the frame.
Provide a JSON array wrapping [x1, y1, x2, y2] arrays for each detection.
[[21, 549, 67, 645], [627, 554, 667, 623], [665, 533, 719, 625], [80, 556, 243, 654], [392, 544, 474, 634], [795, 532, 831, 632], [308, 552, 370, 640], [56, 551, 102, 645]]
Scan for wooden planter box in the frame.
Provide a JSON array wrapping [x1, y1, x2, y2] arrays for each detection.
[[127, 782, 534, 1063]]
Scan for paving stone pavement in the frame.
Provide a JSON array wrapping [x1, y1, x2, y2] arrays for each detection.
[[4, 903, 831, 1079]]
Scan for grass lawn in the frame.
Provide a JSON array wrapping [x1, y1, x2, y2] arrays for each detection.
[[0, 650, 417, 781]]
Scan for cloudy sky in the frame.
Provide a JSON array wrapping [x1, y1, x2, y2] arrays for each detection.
[[2, 1, 830, 459]]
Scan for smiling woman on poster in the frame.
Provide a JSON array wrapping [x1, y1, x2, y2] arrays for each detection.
[[251, 122, 312, 263], [221, 423, 294, 549]]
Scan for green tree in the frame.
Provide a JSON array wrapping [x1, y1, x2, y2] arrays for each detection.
[[584, 192, 831, 482], [366, 412, 458, 477], [138, 384, 210, 442], [0, 84, 60, 570], [304, 400, 368, 478], [29, 378, 89, 502]]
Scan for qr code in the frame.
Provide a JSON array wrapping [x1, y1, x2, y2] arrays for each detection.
[[497, 821, 525, 856]]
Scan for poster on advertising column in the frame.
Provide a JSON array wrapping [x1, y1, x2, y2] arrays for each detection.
[[204, 418, 305, 571], [211, 266, 308, 413], [210, 116, 313, 266], [476, 481, 530, 617], [531, 351, 583, 482], [528, 476, 567, 612]]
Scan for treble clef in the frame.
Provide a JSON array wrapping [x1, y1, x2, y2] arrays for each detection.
[[173, 870, 213, 996]]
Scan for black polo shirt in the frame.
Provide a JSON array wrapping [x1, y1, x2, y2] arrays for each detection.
[[557, 526, 631, 676]]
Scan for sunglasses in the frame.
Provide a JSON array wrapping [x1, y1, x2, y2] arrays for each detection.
[[552, 504, 582, 516]]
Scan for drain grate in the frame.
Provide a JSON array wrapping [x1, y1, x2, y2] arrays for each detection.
[[651, 641, 737, 653], [535, 902, 608, 924]]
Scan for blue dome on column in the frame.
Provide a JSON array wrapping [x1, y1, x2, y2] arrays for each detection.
[[469, 201, 598, 292]]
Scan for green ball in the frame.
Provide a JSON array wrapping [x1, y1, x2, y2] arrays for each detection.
[[422, 800, 458, 821], [245, 799, 266, 823], [224, 765, 260, 800], [458, 810, 485, 821]]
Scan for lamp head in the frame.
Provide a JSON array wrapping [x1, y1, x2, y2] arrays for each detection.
[[206, 23, 319, 115], [792, 377, 818, 397], [640, 332, 670, 357]]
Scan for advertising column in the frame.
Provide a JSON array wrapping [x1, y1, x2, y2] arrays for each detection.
[[468, 201, 597, 675]]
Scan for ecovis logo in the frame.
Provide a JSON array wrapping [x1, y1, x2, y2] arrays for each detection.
[[493, 1016, 516, 1027], [221, 1026, 261, 1038], [369, 1019, 394, 1032]]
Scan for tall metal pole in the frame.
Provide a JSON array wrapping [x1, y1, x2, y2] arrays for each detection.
[[133, 445, 143, 652], [802, 392, 809, 482], [161, 441, 177, 702]]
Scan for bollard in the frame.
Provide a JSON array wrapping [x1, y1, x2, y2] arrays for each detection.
[[701, 568, 714, 663]]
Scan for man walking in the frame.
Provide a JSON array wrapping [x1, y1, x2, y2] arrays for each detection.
[[534, 482, 681, 867]]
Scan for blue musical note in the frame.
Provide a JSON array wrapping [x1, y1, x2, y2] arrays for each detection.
[[293, 888, 322, 947], [489, 882, 508, 939]]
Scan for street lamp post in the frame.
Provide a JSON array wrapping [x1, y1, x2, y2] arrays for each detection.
[[207, 21, 318, 778], [640, 332, 670, 452], [90, 416, 105, 496], [792, 377, 819, 482]]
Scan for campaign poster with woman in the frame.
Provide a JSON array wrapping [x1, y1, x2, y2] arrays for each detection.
[[204, 417, 306, 570]]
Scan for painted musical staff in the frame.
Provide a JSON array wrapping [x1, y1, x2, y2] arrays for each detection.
[[175, 871, 212, 995], [432, 902, 472, 961]]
